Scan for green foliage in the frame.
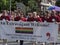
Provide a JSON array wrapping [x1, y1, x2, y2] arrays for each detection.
[[21, 0, 29, 6], [0, 0, 38, 11], [28, 0, 38, 11], [55, 0, 60, 7], [0, 0, 16, 11], [0, 0, 7, 10]]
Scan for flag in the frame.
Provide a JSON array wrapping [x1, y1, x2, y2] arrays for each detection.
[[15, 27, 33, 34]]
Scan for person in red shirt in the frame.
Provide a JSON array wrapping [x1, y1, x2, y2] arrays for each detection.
[[44, 11, 59, 22], [10, 11, 15, 21], [20, 13, 27, 22], [44, 12, 53, 22], [27, 12, 34, 22], [0, 10, 10, 21], [57, 12, 60, 17], [40, 14, 45, 22], [14, 12, 21, 21], [27, 11, 42, 22], [51, 11, 60, 22], [33, 12, 42, 22], [57, 12, 60, 22], [45, 14, 53, 22]]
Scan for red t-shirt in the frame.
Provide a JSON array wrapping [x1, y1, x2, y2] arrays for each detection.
[[44, 16, 53, 22], [34, 17, 42, 22], [54, 15, 60, 22], [0, 15, 10, 21], [27, 17, 34, 22], [20, 17, 27, 22], [14, 16, 20, 21]]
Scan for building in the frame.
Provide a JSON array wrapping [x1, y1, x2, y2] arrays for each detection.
[[40, 0, 56, 12]]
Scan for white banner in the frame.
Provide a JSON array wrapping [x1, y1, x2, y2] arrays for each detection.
[[0, 21, 58, 42]]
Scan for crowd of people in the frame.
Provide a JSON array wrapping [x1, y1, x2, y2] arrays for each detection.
[[0, 9, 60, 45], [0, 10, 60, 22]]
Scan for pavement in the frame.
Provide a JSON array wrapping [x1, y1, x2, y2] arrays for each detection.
[[0, 41, 42, 45]]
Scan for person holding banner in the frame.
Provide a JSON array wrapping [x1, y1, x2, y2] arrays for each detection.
[[0, 10, 10, 21], [27, 12, 34, 22], [14, 12, 21, 21], [27, 11, 42, 22], [33, 12, 42, 22], [51, 11, 60, 22], [20, 12, 27, 22]]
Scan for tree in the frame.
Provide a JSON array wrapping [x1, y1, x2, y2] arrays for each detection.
[[0, 0, 16, 11], [36, 0, 42, 12], [28, 0, 38, 11], [0, 0, 7, 11], [0, 0, 39, 12], [15, 0, 38, 11]]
